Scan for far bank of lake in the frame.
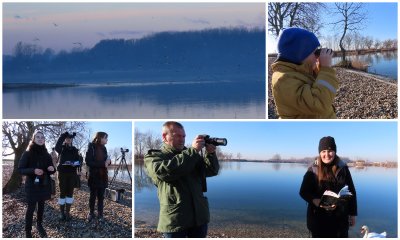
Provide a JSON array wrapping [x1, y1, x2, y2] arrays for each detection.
[[134, 161, 397, 238]]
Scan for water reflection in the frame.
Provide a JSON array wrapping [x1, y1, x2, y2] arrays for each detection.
[[3, 81, 265, 118], [332, 51, 398, 79], [135, 161, 397, 238]]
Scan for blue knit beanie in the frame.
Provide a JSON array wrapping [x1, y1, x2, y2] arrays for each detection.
[[277, 27, 320, 64]]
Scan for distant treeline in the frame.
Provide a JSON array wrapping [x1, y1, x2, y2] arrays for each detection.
[[3, 28, 265, 75]]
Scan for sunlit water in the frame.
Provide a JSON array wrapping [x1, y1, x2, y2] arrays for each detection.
[[3, 79, 265, 119], [134, 161, 397, 238], [332, 51, 398, 80]]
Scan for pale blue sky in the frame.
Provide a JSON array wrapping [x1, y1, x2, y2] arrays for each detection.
[[87, 121, 132, 151], [268, 2, 398, 53], [3, 2, 265, 55], [135, 121, 397, 162]]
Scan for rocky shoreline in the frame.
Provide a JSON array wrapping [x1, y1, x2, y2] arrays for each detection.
[[2, 165, 132, 238], [268, 57, 398, 119]]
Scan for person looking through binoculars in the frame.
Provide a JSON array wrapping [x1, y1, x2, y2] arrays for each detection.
[[18, 130, 56, 238], [271, 27, 338, 119], [145, 121, 223, 238], [55, 131, 81, 221]]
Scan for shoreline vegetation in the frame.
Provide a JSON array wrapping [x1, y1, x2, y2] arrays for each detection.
[[268, 48, 397, 74], [2, 165, 132, 238], [268, 57, 398, 119]]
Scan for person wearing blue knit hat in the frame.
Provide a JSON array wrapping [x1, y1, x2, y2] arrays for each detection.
[[271, 27, 339, 119]]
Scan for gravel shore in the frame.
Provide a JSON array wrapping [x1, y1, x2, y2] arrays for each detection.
[[2, 165, 132, 238], [268, 57, 398, 119]]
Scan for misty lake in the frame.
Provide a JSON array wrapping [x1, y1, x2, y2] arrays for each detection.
[[135, 161, 397, 238], [333, 51, 398, 80], [3, 74, 265, 119]]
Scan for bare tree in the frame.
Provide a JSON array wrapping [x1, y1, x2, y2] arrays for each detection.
[[343, 34, 353, 50], [236, 152, 242, 160], [331, 3, 368, 62], [268, 3, 325, 37], [134, 128, 162, 161], [373, 39, 381, 49], [2, 121, 88, 193], [364, 36, 374, 50]]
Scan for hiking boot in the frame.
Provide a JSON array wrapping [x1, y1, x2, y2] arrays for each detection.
[[87, 213, 95, 222], [65, 204, 72, 221], [59, 205, 66, 221], [36, 223, 47, 238]]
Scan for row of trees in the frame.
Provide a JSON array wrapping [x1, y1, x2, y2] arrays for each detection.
[[2, 121, 131, 193], [322, 33, 397, 52], [4, 28, 265, 75]]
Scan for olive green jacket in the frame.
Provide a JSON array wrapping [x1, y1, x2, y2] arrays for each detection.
[[271, 61, 339, 119], [144, 143, 220, 233]]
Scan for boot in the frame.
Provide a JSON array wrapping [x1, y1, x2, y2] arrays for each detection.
[[65, 204, 72, 221], [25, 230, 32, 238], [36, 222, 47, 238], [59, 205, 66, 221], [87, 212, 95, 222]]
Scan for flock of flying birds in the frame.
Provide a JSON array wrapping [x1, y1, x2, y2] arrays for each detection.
[[14, 15, 83, 48]]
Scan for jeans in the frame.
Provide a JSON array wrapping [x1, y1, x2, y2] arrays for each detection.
[[89, 186, 105, 216], [25, 200, 45, 231], [163, 224, 208, 238]]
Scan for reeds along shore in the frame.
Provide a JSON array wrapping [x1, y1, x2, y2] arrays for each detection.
[[268, 57, 397, 119]]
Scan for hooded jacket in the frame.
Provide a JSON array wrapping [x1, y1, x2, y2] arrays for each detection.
[[271, 60, 339, 119], [144, 143, 219, 233]]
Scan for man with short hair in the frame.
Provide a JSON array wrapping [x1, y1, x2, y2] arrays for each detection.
[[144, 121, 220, 238]]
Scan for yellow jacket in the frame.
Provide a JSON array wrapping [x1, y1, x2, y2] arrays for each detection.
[[271, 61, 339, 119]]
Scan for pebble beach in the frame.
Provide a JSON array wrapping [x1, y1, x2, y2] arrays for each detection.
[[2, 165, 132, 238], [268, 57, 398, 119]]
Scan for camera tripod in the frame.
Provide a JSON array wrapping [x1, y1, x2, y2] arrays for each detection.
[[109, 148, 132, 187]]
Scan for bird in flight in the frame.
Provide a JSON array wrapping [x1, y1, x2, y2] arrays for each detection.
[[33, 38, 40, 41], [53, 23, 59, 27], [73, 42, 82, 46]]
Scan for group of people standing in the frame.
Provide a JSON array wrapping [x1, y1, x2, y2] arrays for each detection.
[[145, 122, 357, 238], [18, 130, 111, 238]]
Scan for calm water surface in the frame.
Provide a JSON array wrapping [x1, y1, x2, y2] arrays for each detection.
[[333, 51, 398, 80], [3, 75, 265, 119], [135, 161, 397, 238]]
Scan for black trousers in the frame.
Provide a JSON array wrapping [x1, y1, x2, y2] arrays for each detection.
[[25, 200, 45, 231], [58, 172, 75, 199], [89, 186, 105, 216]]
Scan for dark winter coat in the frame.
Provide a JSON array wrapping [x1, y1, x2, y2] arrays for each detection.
[[18, 144, 55, 202], [85, 143, 109, 188], [299, 159, 357, 236], [55, 134, 80, 173]]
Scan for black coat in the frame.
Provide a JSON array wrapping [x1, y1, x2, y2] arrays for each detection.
[[18, 145, 55, 202], [85, 143, 109, 188], [299, 159, 357, 236], [55, 134, 80, 173]]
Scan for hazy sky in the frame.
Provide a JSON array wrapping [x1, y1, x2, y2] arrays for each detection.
[[3, 2, 265, 55], [268, 2, 398, 53], [135, 121, 397, 162]]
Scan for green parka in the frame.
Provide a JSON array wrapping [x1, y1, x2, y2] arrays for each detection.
[[271, 61, 339, 119], [144, 143, 220, 233]]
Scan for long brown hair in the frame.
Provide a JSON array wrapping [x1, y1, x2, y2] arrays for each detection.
[[92, 131, 108, 145], [317, 155, 340, 185]]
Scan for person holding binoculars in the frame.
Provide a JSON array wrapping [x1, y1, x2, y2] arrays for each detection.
[[271, 27, 339, 119], [85, 131, 111, 222], [18, 130, 55, 238], [144, 121, 220, 238], [55, 131, 81, 221]]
